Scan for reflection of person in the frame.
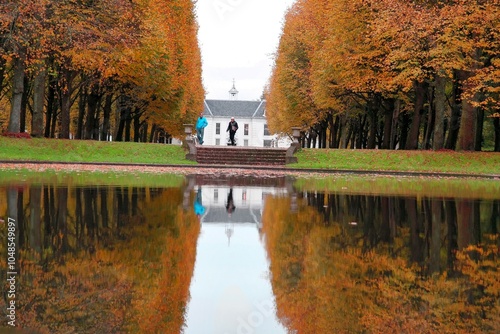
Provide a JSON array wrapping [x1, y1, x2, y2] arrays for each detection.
[[195, 112, 208, 145], [226, 188, 236, 215], [226, 117, 238, 146], [194, 187, 206, 218]]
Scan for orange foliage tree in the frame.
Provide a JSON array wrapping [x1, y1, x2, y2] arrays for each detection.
[[0, 0, 204, 141], [267, 0, 500, 151]]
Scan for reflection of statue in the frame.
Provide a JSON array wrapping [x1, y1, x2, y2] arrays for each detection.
[[194, 187, 206, 218], [226, 188, 236, 215]]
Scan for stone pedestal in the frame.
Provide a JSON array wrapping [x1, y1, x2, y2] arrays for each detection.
[[183, 124, 197, 161], [286, 127, 302, 164]]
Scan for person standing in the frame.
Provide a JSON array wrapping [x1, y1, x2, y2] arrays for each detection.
[[226, 117, 238, 146], [195, 112, 208, 145]]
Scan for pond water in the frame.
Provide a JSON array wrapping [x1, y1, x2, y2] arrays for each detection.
[[0, 171, 498, 333]]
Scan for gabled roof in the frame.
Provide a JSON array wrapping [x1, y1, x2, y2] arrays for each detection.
[[204, 100, 266, 119]]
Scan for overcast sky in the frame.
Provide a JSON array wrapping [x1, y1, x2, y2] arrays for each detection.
[[195, 0, 296, 101]]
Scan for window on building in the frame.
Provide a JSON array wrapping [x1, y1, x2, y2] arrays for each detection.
[[216, 123, 220, 135], [264, 140, 273, 147], [216, 138, 220, 146], [244, 124, 249, 136], [264, 124, 270, 136], [214, 189, 218, 203], [244, 139, 249, 146]]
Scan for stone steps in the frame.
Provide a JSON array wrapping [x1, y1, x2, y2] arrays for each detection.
[[196, 146, 288, 166]]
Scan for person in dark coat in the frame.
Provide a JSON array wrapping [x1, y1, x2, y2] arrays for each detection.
[[226, 117, 239, 146]]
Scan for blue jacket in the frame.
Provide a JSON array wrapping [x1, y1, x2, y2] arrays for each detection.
[[196, 116, 208, 130]]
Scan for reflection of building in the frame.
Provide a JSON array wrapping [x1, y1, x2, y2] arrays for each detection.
[[199, 187, 287, 231]]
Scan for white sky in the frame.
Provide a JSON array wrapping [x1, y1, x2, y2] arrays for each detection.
[[195, 0, 296, 101]]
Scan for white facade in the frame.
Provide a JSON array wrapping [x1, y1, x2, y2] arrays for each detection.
[[200, 99, 291, 147], [202, 115, 270, 147]]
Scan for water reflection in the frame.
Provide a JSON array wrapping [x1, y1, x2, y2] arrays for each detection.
[[263, 190, 499, 333], [183, 175, 289, 334], [0, 183, 199, 333], [0, 173, 498, 334]]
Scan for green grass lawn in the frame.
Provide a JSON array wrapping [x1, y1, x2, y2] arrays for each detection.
[[1, 137, 499, 175], [0, 137, 195, 165], [293, 148, 500, 175]]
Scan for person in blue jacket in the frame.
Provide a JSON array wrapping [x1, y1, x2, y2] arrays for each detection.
[[195, 112, 208, 145], [194, 187, 206, 218]]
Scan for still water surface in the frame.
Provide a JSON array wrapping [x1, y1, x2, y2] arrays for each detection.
[[0, 172, 498, 333]]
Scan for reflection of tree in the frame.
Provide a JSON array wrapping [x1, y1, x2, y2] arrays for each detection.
[[0, 185, 199, 333], [263, 195, 499, 333]]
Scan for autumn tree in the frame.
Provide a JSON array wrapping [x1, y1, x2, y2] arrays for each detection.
[[267, 0, 500, 151], [0, 0, 204, 141]]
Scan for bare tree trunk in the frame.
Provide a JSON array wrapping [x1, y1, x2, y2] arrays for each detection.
[[45, 79, 56, 138], [0, 55, 6, 95], [474, 108, 484, 151], [494, 116, 500, 152], [32, 63, 46, 137], [456, 69, 477, 151], [367, 102, 377, 149], [423, 85, 435, 149], [149, 123, 157, 143], [59, 69, 75, 139], [406, 81, 428, 150], [76, 81, 87, 139], [8, 55, 25, 133], [382, 100, 394, 149], [20, 75, 29, 133], [101, 93, 112, 141], [433, 75, 446, 150], [85, 84, 100, 140]]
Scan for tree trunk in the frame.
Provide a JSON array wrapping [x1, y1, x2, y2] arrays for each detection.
[[8, 55, 25, 133], [32, 64, 46, 137], [367, 103, 377, 149], [406, 81, 428, 150], [0, 55, 6, 95], [399, 112, 410, 149], [20, 75, 29, 133], [125, 108, 133, 142], [115, 95, 131, 142], [76, 82, 87, 139], [456, 70, 477, 151], [445, 81, 461, 150], [45, 80, 56, 138], [433, 75, 446, 150], [85, 84, 100, 140], [390, 100, 400, 149], [149, 123, 157, 143], [101, 93, 112, 141], [423, 85, 435, 149], [494, 117, 500, 152], [133, 111, 141, 142], [59, 69, 75, 139], [382, 100, 394, 149], [474, 108, 484, 151]]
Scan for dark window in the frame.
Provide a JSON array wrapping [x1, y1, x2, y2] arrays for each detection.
[[216, 123, 220, 135], [263, 140, 273, 147], [264, 124, 270, 136]]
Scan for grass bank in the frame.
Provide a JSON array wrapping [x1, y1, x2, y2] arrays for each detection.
[[294, 148, 500, 176], [0, 137, 499, 176], [0, 136, 194, 165]]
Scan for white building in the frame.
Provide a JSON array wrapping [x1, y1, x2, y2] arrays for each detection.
[[200, 82, 290, 147]]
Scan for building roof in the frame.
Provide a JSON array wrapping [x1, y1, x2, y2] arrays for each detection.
[[204, 100, 266, 119]]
